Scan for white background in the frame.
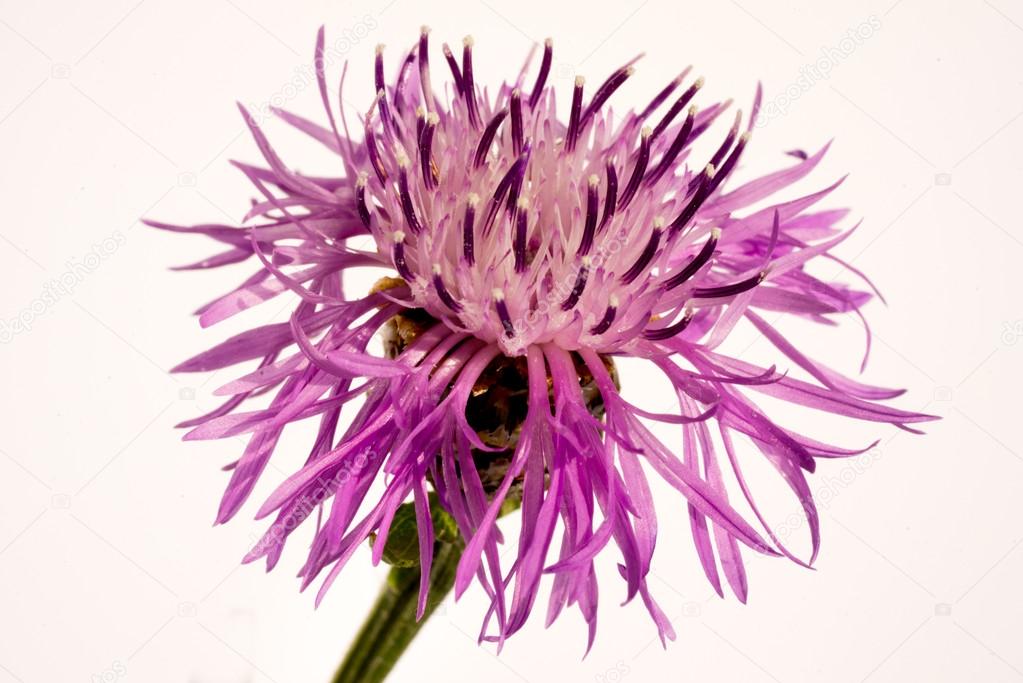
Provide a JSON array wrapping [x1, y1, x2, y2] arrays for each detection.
[[1, 0, 1021, 681]]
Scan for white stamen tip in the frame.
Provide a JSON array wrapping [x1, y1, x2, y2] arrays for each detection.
[[516, 196, 529, 210], [442, 43, 453, 56], [431, 263, 442, 275], [415, 105, 426, 118], [588, 174, 600, 187], [705, 164, 716, 178], [581, 255, 593, 267], [375, 44, 385, 54], [609, 294, 620, 307], [641, 125, 652, 138], [463, 35, 475, 48], [653, 217, 666, 228], [694, 77, 705, 89], [427, 111, 440, 125], [711, 227, 722, 239], [396, 152, 410, 168], [492, 289, 505, 301], [575, 75, 586, 87], [740, 131, 752, 143], [625, 66, 636, 76], [356, 171, 368, 187], [467, 192, 480, 206], [544, 37, 553, 48], [688, 104, 699, 117], [392, 231, 406, 243], [421, 25, 430, 35], [512, 88, 521, 97]]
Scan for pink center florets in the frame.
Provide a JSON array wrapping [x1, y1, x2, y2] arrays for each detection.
[[358, 30, 762, 357]]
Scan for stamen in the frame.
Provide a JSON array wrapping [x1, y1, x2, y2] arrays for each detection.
[[652, 77, 703, 140], [432, 264, 463, 313], [419, 111, 439, 189], [581, 65, 634, 126], [392, 231, 414, 281], [482, 157, 520, 235], [643, 306, 694, 341], [646, 105, 696, 186], [514, 197, 529, 272], [664, 227, 720, 290], [377, 88, 396, 141], [600, 161, 618, 229], [397, 155, 423, 234], [708, 111, 742, 169], [462, 36, 481, 128], [706, 132, 751, 196], [561, 258, 591, 310], [462, 193, 479, 264], [617, 126, 651, 209], [393, 49, 416, 115], [474, 109, 509, 168], [493, 289, 515, 337], [529, 38, 553, 108], [356, 172, 371, 229], [590, 294, 619, 335], [692, 270, 766, 299], [620, 218, 664, 284], [668, 164, 715, 234], [639, 71, 685, 120], [374, 44, 386, 94], [579, 175, 600, 255], [504, 142, 531, 213], [365, 127, 387, 184], [442, 43, 463, 94], [415, 105, 426, 143], [418, 26, 435, 110], [566, 76, 585, 152], [510, 89, 524, 156]]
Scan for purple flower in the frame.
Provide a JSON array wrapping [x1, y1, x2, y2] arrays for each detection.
[[152, 28, 934, 648]]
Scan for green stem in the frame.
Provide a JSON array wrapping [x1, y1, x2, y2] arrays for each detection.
[[331, 541, 462, 683]]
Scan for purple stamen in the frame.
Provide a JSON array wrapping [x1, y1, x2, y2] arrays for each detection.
[[432, 264, 463, 312], [692, 270, 766, 299], [529, 38, 553, 108], [510, 89, 524, 156], [566, 76, 584, 152], [365, 127, 387, 185], [589, 295, 619, 335], [579, 175, 600, 255], [561, 260, 590, 310], [461, 36, 481, 128], [397, 158, 423, 234], [706, 132, 750, 196], [392, 232, 414, 280], [514, 198, 529, 272], [462, 193, 479, 264], [617, 127, 651, 209], [643, 306, 694, 341], [652, 77, 703, 140], [581, 65, 634, 127], [356, 173, 371, 228], [474, 109, 509, 168], [493, 290, 515, 336], [418, 26, 434, 109], [639, 72, 684, 120], [668, 164, 715, 234], [600, 161, 618, 229], [664, 228, 720, 290], [442, 43, 463, 94], [646, 105, 695, 186], [420, 112, 439, 189], [620, 219, 663, 285]]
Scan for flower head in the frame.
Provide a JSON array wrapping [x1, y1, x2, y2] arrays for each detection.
[[152, 27, 935, 648]]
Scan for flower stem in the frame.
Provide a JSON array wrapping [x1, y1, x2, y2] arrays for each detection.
[[331, 540, 462, 683]]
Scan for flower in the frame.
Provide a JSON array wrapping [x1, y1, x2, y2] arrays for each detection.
[[151, 27, 935, 649]]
